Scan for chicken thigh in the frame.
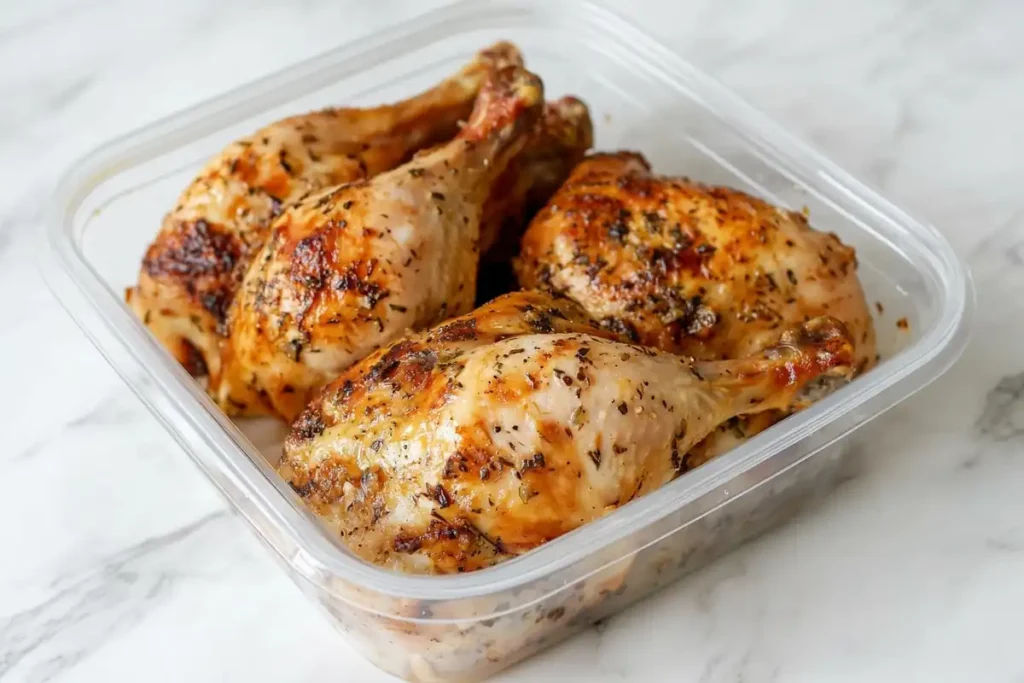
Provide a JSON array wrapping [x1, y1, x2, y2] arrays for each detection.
[[280, 291, 855, 574], [127, 42, 521, 378], [516, 152, 876, 462], [213, 65, 545, 420], [516, 152, 876, 367]]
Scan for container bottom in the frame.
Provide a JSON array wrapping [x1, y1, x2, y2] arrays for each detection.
[[297, 438, 854, 682]]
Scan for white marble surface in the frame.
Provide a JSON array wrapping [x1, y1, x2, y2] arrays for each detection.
[[2, 0, 1024, 681]]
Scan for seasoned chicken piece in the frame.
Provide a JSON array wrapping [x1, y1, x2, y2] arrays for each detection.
[[279, 291, 855, 574], [213, 66, 545, 421], [126, 42, 522, 379], [516, 152, 876, 366], [516, 152, 876, 462]]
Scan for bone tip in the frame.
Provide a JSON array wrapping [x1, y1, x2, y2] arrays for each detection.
[[478, 40, 525, 69]]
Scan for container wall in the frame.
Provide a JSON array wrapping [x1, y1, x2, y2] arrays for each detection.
[[306, 437, 851, 682]]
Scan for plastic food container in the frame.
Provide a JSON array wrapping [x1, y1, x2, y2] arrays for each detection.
[[41, 1, 972, 680]]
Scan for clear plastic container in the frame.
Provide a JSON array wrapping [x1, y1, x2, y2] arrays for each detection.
[[40, 1, 972, 680]]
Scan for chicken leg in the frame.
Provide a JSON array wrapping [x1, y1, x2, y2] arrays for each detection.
[[516, 151, 877, 463], [127, 42, 522, 379], [279, 291, 855, 574], [214, 65, 545, 420]]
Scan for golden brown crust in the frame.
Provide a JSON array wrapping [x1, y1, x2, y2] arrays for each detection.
[[127, 42, 524, 381], [280, 291, 854, 574], [213, 65, 546, 421], [284, 291, 614, 452], [516, 151, 876, 366], [515, 151, 876, 460], [282, 292, 618, 572]]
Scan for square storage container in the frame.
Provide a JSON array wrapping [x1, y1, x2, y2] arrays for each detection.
[[41, 1, 972, 680]]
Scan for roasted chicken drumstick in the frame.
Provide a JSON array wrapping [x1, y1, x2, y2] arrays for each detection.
[[214, 65, 545, 420], [279, 291, 855, 574], [516, 152, 876, 462], [127, 42, 521, 379]]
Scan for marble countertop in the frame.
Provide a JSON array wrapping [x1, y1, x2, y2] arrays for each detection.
[[2, 0, 1023, 681]]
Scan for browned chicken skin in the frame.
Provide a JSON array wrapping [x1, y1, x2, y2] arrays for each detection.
[[516, 152, 876, 365], [127, 42, 523, 380], [213, 65, 546, 421], [516, 152, 876, 462], [280, 291, 855, 574]]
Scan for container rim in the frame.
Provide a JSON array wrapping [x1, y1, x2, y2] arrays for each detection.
[[41, 0, 973, 613]]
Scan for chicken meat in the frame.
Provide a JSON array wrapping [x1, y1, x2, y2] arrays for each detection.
[[279, 290, 855, 574], [127, 42, 522, 379], [213, 65, 545, 421], [515, 151, 876, 463]]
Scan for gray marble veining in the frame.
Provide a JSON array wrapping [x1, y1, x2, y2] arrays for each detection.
[[1, 512, 228, 683]]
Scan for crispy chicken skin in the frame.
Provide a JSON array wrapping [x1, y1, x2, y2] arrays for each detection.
[[280, 291, 855, 574], [515, 152, 876, 461], [213, 66, 545, 421], [126, 42, 522, 379], [516, 152, 876, 367]]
